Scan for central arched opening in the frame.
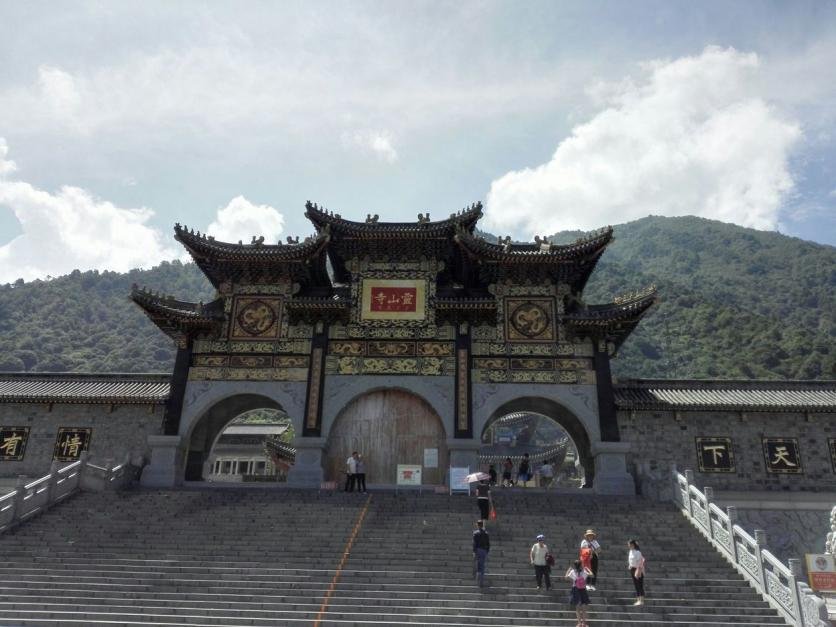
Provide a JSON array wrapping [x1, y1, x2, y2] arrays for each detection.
[[184, 393, 294, 482], [479, 397, 594, 489], [325, 388, 448, 486]]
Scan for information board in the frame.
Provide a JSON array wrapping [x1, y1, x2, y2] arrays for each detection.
[[450, 467, 470, 494], [806, 554, 836, 592], [396, 464, 422, 486], [423, 448, 438, 468]]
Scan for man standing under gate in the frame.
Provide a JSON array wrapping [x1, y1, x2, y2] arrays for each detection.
[[472, 520, 490, 587], [345, 451, 358, 492]]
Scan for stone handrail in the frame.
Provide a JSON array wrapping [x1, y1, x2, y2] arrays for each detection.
[[0, 451, 132, 535], [673, 467, 828, 627]]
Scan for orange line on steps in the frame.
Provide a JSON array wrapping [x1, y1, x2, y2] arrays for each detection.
[[313, 493, 372, 627]]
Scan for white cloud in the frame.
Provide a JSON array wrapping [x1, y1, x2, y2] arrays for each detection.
[[484, 47, 802, 238], [206, 195, 285, 244], [341, 130, 399, 163], [0, 138, 16, 176], [0, 138, 177, 283]]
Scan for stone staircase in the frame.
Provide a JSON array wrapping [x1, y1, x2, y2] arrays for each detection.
[[0, 488, 787, 626]]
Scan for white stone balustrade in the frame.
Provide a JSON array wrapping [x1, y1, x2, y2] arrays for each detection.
[[672, 466, 828, 627], [0, 451, 132, 535]]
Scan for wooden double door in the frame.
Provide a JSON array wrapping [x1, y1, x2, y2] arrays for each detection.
[[325, 389, 448, 485]]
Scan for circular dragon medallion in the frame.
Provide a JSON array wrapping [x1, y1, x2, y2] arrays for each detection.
[[510, 301, 550, 338], [236, 300, 277, 336]]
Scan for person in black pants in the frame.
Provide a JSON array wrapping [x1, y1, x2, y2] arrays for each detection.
[[475, 479, 491, 523], [472, 520, 490, 587], [355, 453, 367, 493]]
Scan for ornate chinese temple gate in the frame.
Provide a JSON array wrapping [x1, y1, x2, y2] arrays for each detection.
[[131, 202, 657, 493]]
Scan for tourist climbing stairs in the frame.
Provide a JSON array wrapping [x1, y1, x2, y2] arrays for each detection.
[[0, 487, 787, 625]]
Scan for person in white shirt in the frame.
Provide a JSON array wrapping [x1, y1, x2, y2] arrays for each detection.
[[580, 529, 601, 590], [529, 534, 552, 590], [344, 451, 358, 492], [627, 539, 645, 605]]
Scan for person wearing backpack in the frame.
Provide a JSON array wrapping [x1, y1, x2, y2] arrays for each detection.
[[529, 534, 552, 590], [627, 539, 646, 605], [580, 529, 601, 590], [565, 559, 592, 627]]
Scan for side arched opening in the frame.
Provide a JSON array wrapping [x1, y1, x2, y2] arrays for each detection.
[[480, 397, 594, 488], [184, 393, 285, 482]]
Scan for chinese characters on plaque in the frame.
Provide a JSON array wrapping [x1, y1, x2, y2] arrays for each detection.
[[695, 437, 735, 473], [53, 428, 92, 462], [829, 439, 836, 474], [361, 279, 426, 321], [762, 437, 803, 474], [0, 426, 30, 461]]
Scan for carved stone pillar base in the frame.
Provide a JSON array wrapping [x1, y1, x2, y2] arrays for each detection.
[[287, 437, 326, 487], [140, 435, 184, 488], [591, 441, 636, 495]]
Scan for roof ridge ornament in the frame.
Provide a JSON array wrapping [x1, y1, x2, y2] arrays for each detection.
[[613, 284, 658, 305], [366, 213, 379, 224], [417, 212, 431, 224]]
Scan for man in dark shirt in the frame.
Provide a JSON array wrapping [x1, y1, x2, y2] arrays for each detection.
[[472, 520, 490, 587]]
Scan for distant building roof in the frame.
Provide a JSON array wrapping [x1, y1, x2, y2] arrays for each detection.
[[615, 379, 836, 413], [0, 373, 170, 404]]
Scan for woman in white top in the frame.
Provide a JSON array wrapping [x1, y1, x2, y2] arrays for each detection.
[[627, 539, 645, 605]]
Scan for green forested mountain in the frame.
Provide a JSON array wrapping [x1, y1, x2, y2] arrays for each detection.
[[0, 215, 833, 379]]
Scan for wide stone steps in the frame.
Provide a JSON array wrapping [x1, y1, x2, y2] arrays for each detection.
[[0, 488, 787, 626]]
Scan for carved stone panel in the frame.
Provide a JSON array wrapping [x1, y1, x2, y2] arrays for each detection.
[[229, 297, 282, 340], [505, 298, 556, 342]]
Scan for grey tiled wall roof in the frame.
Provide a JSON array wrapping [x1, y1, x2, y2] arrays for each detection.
[[614, 379, 836, 412], [0, 373, 170, 404]]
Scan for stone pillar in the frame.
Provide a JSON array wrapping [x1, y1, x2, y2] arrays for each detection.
[[286, 437, 326, 487], [591, 441, 635, 495], [140, 435, 184, 488], [447, 438, 481, 476]]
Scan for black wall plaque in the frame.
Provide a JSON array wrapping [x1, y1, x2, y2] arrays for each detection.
[[829, 439, 836, 473], [0, 426, 30, 461], [53, 428, 92, 462], [763, 437, 803, 474], [695, 437, 735, 473]]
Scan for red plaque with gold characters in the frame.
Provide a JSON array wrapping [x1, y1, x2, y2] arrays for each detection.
[[0, 426, 30, 461], [361, 279, 426, 321], [53, 427, 92, 462]]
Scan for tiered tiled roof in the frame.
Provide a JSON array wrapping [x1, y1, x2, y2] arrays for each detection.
[[304, 201, 483, 239], [564, 286, 658, 350], [0, 373, 170, 404], [130, 286, 225, 344], [614, 379, 836, 413], [453, 227, 613, 291], [174, 223, 331, 288]]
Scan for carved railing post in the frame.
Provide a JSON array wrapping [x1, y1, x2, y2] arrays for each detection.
[[12, 476, 26, 526], [45, 461, 61, 503], [703, 486, 715, 541], [754, 529, 769, 593], [787, 558, 804, 625], [726, 506, 738, 562]]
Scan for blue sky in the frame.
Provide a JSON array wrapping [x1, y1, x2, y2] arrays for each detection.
[[0, 1, 834, 282]]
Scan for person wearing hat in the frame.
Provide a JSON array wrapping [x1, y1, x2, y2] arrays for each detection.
[[529, 533, 552, 590], [580, 529, 601, 590]]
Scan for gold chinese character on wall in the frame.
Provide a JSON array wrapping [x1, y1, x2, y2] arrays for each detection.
[[0, 427, 30, 461], [762, 437, 803, 475], [695, 437, 735, 473], [53, 428, 92, 462]]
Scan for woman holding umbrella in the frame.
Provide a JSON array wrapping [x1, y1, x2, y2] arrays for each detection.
[[465, 471, 493, 524]]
